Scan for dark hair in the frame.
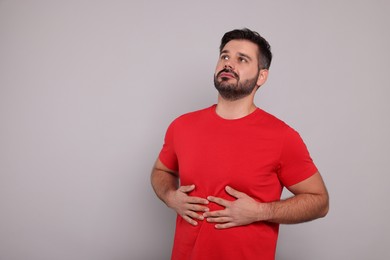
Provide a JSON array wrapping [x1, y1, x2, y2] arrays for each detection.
[[219, 28, 272, 70]]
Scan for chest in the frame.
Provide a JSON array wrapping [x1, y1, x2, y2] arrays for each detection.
[[174, 122, 284, 200]]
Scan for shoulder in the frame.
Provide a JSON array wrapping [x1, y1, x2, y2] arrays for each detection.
[[256, 108, 292, 131], [254, 108, 306, 145], [171, 105, 215, 126]]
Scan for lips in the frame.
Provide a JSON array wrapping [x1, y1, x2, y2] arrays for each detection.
[[219, 72, 236, 78], [217, 69, 238, 79]]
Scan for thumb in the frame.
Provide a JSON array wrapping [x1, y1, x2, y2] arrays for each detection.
[[179, 184, 195, 193], [225, 186, 245, 199]]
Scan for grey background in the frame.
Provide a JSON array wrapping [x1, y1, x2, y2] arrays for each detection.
[[1, 0, 389, 259]]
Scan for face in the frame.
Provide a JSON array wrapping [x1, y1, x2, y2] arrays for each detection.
[[214, 39, 268, 101]]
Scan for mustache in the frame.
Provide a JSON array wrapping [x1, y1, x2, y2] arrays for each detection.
[[217, 68, 239, 79]]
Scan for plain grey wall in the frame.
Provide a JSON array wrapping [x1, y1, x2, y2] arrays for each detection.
[[1, 0, 389, 259]]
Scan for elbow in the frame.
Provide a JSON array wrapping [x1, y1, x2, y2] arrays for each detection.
[[319, 194, 330, 218], [319, 204, 329, 218]]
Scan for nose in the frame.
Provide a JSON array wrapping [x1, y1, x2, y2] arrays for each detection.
[[223, 61, 234, 70]]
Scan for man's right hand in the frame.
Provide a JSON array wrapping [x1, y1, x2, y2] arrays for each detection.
[[166, 184, 209, 226]]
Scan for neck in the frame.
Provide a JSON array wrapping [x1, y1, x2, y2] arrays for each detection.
[[216, 94, 257, 120]]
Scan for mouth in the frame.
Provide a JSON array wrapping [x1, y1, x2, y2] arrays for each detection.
[[217, 69, 238, 80], [219, 72, 236, 79]]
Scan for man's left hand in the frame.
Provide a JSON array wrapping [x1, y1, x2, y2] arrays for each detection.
[[203, 186, 264, 229]]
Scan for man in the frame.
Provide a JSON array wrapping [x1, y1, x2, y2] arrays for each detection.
[[151, 28, 329, 260]]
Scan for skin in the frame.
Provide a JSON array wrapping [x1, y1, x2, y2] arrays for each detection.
[[151, 159, 209, 226], [150, 39, 329, 228]]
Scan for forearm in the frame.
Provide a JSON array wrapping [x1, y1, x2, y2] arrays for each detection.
[[151, 160, 209, 226], [260, 193, 329, 224], [150, 168, 179, 206]]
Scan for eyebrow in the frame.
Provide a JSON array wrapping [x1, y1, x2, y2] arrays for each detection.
[[220, 50, 253, 61]]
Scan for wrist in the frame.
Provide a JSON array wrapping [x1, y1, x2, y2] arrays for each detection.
[[257, 202, 273, 222], [164, 189, 176, 209]]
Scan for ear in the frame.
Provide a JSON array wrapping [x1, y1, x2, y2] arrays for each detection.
[[256, 69, 269, 87]]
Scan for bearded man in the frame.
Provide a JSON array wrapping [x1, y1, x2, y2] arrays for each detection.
[[151, 28, 329, 260]]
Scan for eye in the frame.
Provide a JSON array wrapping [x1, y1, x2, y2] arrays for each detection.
[[239, 57, 248, 63], [221, 55, 229, 60]]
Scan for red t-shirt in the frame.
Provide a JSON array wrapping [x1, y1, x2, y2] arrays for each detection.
[[159, 105, 318, 260]]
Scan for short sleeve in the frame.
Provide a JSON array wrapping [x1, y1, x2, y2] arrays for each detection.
[[278, 128, 318, 187], [158, 121, 179, 171]]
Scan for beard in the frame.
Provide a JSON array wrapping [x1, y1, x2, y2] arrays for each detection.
[[214, 69, 259, 101]]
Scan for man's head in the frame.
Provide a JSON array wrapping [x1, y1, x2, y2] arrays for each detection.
[[219, 28, 272, 70], [214, 28, 272, 101]]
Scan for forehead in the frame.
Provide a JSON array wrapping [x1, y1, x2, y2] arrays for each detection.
[[221, 39, 259, 58]]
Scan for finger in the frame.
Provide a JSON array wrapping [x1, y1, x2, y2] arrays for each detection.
[[187, 196, 209, 205], [206, 216, 231, 223], [186, 210, 205, 221], [203, 209, 227, 218], [179, 184, 195, 193], [225, 186, 245, 199], [188, 204, 209, 212], [181, 214, 198, 226], [184, 208, 207, 222], [207, 196, 230, 207], [215, 222, 236, 229]]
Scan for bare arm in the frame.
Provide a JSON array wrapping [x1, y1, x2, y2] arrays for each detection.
[[150, 158, 209, 226], [204, 172, 329, 228], [150, 158, 180, 203], [261, 172, 329, 224]]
